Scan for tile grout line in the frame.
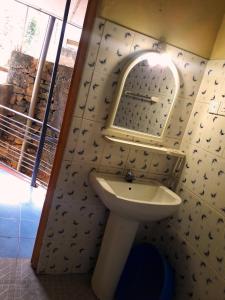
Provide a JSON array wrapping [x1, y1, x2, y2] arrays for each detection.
[[17, 200, 22, 259], [178, 183, 225, 220], [169, 227, 225, 284]]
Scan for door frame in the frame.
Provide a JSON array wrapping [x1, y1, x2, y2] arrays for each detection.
[[31, 0, 99, 269]]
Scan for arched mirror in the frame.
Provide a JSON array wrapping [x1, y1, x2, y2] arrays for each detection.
[[104, 51, 180, 144]]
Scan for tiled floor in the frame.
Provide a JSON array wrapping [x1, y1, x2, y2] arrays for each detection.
[[0, 164, 46, 258], [0, 259, 97, 300], [0, 166, 97, 299]]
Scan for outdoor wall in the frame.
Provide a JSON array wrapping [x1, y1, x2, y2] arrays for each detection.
[[0, 84, 13, 107], [7, 51, 73, 129], [0, 51, 73, 181], [36, 18, 206, 275], [0, 83, 13, 142], [98, 0, 225, 59]]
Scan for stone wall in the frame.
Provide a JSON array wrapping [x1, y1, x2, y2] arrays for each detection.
[[7, 50, 73, 128], [0, 84, 13, 107], [0, 84, 13, 162], [0, 51, 73, 183]]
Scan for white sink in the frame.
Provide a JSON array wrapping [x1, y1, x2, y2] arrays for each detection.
[[90, 171, 181, 300], [89, 171, 181, 222]]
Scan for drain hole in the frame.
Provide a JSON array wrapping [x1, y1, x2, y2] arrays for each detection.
[[129, 187, 132, 190]]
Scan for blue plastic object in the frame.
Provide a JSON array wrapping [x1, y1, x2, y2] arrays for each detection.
[[115, 244, 174, 300]]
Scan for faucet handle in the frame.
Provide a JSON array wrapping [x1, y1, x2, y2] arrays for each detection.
[[125, 169, 135, 182], [127, 169, 132, 175]]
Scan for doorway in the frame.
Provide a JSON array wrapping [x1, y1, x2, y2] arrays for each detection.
[[0, 163, 45, 257], [0, 0, 88, 259]]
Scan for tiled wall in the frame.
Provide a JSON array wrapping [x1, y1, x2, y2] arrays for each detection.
[[114, 61, 176, 136], [137, 60, 225, 299], [37, 18, 207, 275]]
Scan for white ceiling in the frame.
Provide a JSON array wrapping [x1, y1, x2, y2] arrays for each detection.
[[16, 0, 88, 27]]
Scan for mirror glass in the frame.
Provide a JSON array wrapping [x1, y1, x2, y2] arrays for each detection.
[[107, 51, 179, 142]]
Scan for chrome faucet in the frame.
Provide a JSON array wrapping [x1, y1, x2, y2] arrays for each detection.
[[125, 169, 135, 183]]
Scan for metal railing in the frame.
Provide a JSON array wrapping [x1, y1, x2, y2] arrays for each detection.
[[0, 104, 59, 186]]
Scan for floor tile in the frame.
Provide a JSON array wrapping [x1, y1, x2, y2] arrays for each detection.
[[0, 218, 19, 238], [0, 259, 97, 300], [20, 220, 39, 239], [0, 173, 30, 205], [0, 204, 20, 220], [0, 237, 18, 258], [15, 259, 37, 283], [18, 238, 35, 258], [21, 204, 42, 222], [0, 284, 15, 300], [0, 164, 45, 260], [0, 259, 17, 283]]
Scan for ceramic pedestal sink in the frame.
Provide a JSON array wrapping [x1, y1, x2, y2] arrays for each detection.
[[89, 171, 181, 300]]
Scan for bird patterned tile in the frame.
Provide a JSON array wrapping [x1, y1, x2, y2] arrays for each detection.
[[137, 223, 225, 299], [78, 18, 206, 142], [38, 161, 107, 274], [163, 136, 181, 149], [179, 144, 225, 214], [170, 185, 225, 278], [168, 47, 207, 101], [149, 153, 177, 175], [56, 160, 72, 186], [37, 17, 209, 279], [130, 31, 156, 53], [165, 96, 196, 140], [170, 58, 225, 295], [202, 113, 225, 156], [94, 21, 135, 75], [181, 101, 209, 149], [75, 119, 105, 165], [125, 148, 153, 172], [74, 18, 106, 118], [63, 117, 82, 161], [100, 142, 130, 169], [54, 161, 104, 210], [182, 100, 225, 157], [173, 248, 225, 300], [39, 209, 106, 274], [123, 169, 169, 184], [97, 165, 124, 177], [83, 70, 118, 122], [196, 60, 225, 104], [137, 59, 225, 297]]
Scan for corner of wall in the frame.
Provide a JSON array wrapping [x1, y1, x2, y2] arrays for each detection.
[[210, 14, 225, 59]]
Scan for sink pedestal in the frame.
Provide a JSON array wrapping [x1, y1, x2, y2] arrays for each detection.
[[92, 212, 139, 300], [90, 171, 181, 299]]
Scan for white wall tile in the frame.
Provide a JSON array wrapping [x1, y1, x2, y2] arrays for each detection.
[[37, 18, 208, 283]]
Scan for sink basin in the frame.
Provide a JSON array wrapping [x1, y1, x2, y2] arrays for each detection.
[[90, 171, 181, 300], [89, 171, 181, 222]]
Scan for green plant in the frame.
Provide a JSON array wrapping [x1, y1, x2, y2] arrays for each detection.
[[25, 18, 37, 45]]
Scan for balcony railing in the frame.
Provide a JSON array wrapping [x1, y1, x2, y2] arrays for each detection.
[[0, 104, 59, 186]]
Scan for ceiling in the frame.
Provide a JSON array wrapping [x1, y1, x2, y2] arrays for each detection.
[[99, 0, 225, 58], [16, 0, 88, 27]]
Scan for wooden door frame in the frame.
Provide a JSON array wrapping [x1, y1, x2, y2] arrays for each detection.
[[31, 0, 99, 270]]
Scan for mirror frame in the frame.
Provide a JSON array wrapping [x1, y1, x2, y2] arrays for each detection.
[[103, 50, 180, 144]]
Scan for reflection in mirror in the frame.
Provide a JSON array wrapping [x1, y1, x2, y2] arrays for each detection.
[[113, 54, 176, 137]]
